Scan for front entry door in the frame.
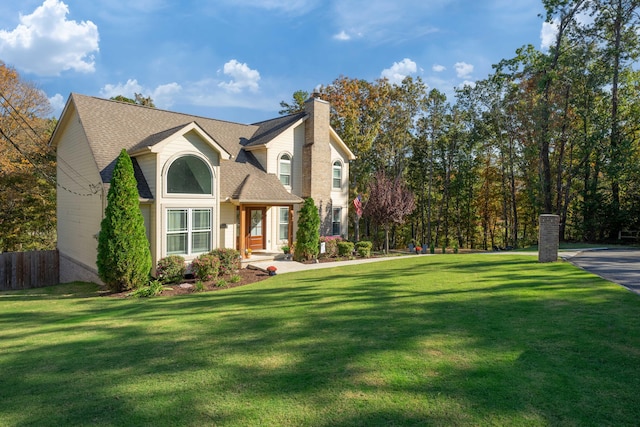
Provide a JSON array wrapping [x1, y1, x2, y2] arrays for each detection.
[[247, 208, 266, 251]]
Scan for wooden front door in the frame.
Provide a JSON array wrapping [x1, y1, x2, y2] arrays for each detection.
[[247, 208, 266, 251]]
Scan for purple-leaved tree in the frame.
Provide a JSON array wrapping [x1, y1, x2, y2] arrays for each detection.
[[364, 170, 416, 253]]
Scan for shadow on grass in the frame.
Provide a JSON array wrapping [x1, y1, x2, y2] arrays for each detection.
[[1, 255, 639, 425]]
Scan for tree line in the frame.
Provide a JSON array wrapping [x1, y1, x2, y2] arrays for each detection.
[[2, 0, 640, 253], [282, 0, 640, 250]]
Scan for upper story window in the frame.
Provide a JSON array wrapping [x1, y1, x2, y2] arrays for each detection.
[[332, 160, 342, 189], [167, 155, 212, 195], [279, 153, 291, 186]]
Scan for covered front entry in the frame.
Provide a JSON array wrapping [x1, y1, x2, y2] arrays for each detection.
[[238, 204, 295, 259]]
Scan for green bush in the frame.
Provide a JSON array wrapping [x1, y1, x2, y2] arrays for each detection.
[[319, 236, 343, 258], [294, 197, 320, 261], [129, 280, 166, 298], [191, 253, 220, 282], [97, 149, 152, 292], [355, 241, 372, 258], [209, 248, 240, 276], [337, 241, 354, 257], [156, 255, 186, 284], [430, 243, 435, 254]]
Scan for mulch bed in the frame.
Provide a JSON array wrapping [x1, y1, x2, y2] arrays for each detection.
[[107, 268, 271, 298]]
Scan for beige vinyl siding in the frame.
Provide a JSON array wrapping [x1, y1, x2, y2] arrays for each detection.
[[219, 203, 237, 249], [56, 110, 104, 274], [265, 123, 305, 197], [135, 153, 156, 198]]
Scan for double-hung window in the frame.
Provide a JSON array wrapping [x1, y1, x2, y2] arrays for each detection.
[[332, 207, 341, 236], [167, 208, 211, 255], [279, 154, 291, 186], [279, 208, 289, 241], [332, 161, 342, 189]]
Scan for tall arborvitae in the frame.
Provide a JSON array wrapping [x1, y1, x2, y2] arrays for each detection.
[[294, 197, 320, 261], [97, 149, 151, 291]]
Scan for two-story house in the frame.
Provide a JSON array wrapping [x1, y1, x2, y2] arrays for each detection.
[[50, 93, 355, 284]]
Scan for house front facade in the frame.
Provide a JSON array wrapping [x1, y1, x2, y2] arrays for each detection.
[[51, 94, 355, 284]]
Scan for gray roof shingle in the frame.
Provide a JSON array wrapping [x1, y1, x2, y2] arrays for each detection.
[[64, 94, 301, 203]]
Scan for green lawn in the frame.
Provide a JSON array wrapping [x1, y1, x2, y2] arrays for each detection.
[[1, 254, 639, 426]]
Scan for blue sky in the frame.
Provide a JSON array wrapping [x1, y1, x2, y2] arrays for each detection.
[[0, 0, 550, 124]]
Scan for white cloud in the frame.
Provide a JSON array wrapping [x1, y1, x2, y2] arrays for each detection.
[[432, 64, 446, 72], [0, 0, 99, 76], [458, 80, 476, 89], [381, 58, 418, 85], [99, 78, 183, 109], [218, 59, 261, 93], [333, 30, 351, 41], [540, 19, 558, 50], [221, 0, 319, 15], [454, 62, 474, 79], [331, 0, 441, 44], [48, 92, 65, 113], [100, 79, 144, 99]]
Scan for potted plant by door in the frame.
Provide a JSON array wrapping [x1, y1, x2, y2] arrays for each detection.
[[245, 248, 252, 258]]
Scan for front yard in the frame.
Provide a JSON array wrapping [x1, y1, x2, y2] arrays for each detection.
[[1, 254, 639, 426]]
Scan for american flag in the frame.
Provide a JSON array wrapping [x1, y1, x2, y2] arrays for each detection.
[[353, 195, 363, 218]]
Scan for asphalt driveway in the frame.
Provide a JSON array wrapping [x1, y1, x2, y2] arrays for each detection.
[[563, 249, 640, 294]]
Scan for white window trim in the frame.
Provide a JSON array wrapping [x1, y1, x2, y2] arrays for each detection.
[[332, 160, 343, 190], [278, 152, 292, 188], [278, 207, 289, 242], [332, 207, 342, 236], [163, 153, 215, 198], [165, 207, 213, 257]]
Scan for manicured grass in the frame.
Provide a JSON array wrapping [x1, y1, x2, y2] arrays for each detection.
[[1, 254, 639, 426]]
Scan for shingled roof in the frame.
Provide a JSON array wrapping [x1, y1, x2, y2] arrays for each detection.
[[54, 94, 303, 204]]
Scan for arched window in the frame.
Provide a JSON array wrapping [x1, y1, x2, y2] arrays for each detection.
[[332, 160, 342, 189], [279, 153, 291, 186], [167, 155, 212, 194]]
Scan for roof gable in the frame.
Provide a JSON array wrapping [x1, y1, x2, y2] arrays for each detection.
[[128, 121, 232, 159], [244, 112, 306, 149]]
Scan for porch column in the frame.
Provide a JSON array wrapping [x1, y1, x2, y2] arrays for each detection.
[[239, 205, 247, 259], [288, 205, 294, 245]]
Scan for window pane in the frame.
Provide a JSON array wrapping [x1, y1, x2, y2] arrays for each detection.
[[332, 208, 341, 235], [251, 210, 262, 236], [168, 210, 187, 232], [167, 233, 187, 255], [167, 156, 212, 194], [192, 209, 211, 230], [280, 155, 291, 186], [191, 231, 211, 253], [279, 207, 289, 240], [332, 162, 341, 188]]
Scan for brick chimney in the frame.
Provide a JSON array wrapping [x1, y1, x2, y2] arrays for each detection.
[[302, 95, 332, 233]]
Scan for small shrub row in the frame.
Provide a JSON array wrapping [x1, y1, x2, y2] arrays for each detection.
[[156, 248, 241, 285], [319, 235, 344, 258], [355, 241, 372, 258]]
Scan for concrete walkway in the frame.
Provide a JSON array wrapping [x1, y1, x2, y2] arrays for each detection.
[[247, 254, 412, 275]]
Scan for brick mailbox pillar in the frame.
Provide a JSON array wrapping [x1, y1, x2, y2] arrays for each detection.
[[538, 214, 560, 263]]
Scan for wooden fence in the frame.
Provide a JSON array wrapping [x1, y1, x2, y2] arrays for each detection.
[[0, 250, 59, 291]]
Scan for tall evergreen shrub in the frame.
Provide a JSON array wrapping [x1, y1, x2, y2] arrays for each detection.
[[294, 197, 320, 261], [97, 149, 152, 292]]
